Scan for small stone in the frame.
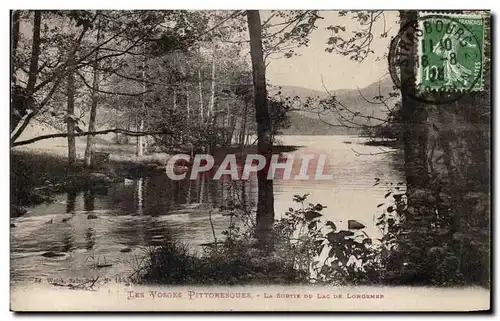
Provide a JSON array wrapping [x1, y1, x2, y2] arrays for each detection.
[[96, 263, 112, 268], [87, 214, 98, 220], [146, 163, 159, 170], [10, 223, 16, 228], [42, 251, 66, 258], [120, 247, 132, 253], [88, 172, 112, 185]]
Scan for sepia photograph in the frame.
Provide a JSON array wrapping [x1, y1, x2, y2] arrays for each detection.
[[9, 7, 491, 312]]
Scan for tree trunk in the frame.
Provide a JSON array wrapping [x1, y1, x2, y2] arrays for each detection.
[[136, 119, 144, 156], [227, 108, 237, 145], [84, 16, 101, 167], [240, 100, 248, 148], [208, 47, 216, 119], [26, 11, 42, 97], [198, 69, 204, 123], [186, 88, 190, 120], [11, 10, 21, 86], [396, 11, 490, 285], [247, 10, 275, 246], [66, 59, 77, 167], [399, 11, 429, 190], [136, 48, 146, 156], [11, 11, 41, 135]]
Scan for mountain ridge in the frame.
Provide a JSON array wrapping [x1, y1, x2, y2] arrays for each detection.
[[272, 76, 397, 135]]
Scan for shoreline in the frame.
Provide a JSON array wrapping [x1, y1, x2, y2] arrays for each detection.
[[10, 143, 300, 213]]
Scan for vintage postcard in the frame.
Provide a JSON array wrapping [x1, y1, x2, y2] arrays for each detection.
[[10, 9, 491, 312]]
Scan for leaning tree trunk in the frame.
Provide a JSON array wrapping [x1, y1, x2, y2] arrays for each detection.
[[66, 58, 77, 167], [11, 11, 41, 136], [247, 10, 275, 246], [10, 10, 22, 133], [84, 16, 101, 167], [11, 10, 21, 86]]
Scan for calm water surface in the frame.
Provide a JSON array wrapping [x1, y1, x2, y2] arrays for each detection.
[[10, 135, 404, 283]]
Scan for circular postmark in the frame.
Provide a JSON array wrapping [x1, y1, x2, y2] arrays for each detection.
[[388, 13, 484, 104]]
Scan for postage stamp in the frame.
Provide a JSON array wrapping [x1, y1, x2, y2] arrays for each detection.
[[388, 12, 487, 104], [417, 13, 485, 92]]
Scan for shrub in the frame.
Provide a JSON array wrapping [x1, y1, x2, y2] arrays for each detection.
[[135, 184, 489, 287], [135, 194, 383, 286]]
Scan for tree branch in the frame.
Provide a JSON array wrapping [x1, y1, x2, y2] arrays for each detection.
[[12, 128, 174, 147], [351, 146, 396, 157], [11, 74, 65, 143], [75, 70, 149, 97], [320, 75, 389, 126]]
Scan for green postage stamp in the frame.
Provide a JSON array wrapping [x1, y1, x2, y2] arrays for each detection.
[[417, 13, 485, 92]]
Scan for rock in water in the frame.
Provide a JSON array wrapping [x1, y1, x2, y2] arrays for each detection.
[[88, 172, 112, 185], [348, 220, 365, 230], [87, 214, 98, 220], [10, 223, 16, 228], [146, 163, 159, 173], [146, 163, 159, 171], [42, 251, 66, 258], [120, 247, 132, 253], [96, 263, 112, 268]]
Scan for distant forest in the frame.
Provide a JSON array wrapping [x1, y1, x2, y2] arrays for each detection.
[[276, 76, 394, 135]]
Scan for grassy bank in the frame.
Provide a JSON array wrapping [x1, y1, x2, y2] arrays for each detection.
[[10, 145, 171, 212], [136, 236, 307, 285]]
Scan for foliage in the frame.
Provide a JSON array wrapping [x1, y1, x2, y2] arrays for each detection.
[[325, 11, 388, 62], [135, 194, 381, 285], [136, 187, 489, 287], [272, 194, 385, 285]]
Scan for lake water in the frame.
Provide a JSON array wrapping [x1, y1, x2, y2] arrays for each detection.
[[10, 135, 405, 284]]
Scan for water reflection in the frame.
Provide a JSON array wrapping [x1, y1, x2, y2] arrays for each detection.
[[66, 191, 77, 213], [11, 136, 405, 283], [85, 227, 95, 251], [84, 190, 95, 212]]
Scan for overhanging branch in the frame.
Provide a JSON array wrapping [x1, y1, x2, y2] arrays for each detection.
[[12, 128, 174, 147]]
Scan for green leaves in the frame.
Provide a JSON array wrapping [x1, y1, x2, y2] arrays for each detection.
[[326, 25, 346, 34], [308, 221, 317, 230], [326, 220, 337, 231], [313, 203, 326, 211], [304, 210, 322, 221], [326, 230, 354, 243], [293, 194, 309, 203]]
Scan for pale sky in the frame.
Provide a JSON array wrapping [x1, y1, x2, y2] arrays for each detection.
[[264, 11, 399, 91]]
